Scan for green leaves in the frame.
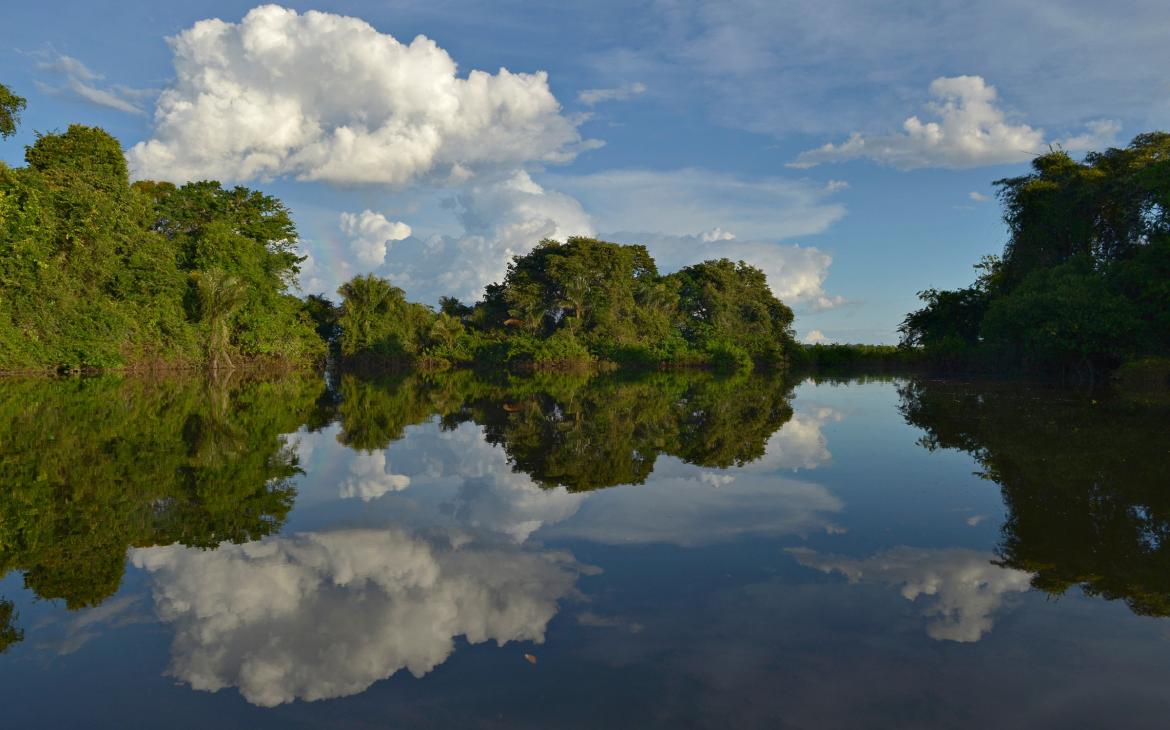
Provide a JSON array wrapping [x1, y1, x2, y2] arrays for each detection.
[[905, 131, 1170, 376], [0, 82, 26, 140]]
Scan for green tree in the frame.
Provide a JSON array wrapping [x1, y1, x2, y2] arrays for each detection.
[[0, 83, 27, 139], [193, 268, 248, 371]]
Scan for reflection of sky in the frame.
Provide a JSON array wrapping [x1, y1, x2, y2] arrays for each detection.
[[7, 379, 1170, 727]]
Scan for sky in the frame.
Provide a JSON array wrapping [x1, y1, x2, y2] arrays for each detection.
[[3, 1, 1169, 344]]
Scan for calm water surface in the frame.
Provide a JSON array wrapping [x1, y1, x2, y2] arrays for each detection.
[[1, 372, 1168, 728]]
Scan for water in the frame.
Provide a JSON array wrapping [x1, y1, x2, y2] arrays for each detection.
[[1, 371, 1168, 728]]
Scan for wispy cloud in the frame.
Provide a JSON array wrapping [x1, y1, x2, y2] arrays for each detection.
[[31, 49, 152, 115], [578, 81, 647, 106]]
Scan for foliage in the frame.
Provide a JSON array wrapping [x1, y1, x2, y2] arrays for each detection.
[[794, 343, 919, 371], [0, 83, 25, 139], [901, 133, 1170, 377], [0, 101, 323, 371], [335, 238, 797, 372]]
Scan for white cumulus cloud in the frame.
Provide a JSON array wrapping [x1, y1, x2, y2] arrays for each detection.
[[791, 76, 1120, 170], [801, 329, 829, 345], [374, 170, 596, 303], [788, 546, 1033, 642], [339, 210, 412, 268], [131, 528, 586, 706], [127, 5, 594, 184]]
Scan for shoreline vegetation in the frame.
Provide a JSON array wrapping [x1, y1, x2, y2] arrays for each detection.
[[1, 82, 1167, 386]]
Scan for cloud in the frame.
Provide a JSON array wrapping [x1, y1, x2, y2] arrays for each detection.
[[791, 76, 1046, 169], [338, 450, 411, 501], [968, 191, 991, 202], [128, 5, 595, 184], [593, 1, 1169, 143], [620, 231, 843, 311], [31, 50, 151, 115], [802, 329, 829, 344], [131, 528, 587, 706], [300, 169, 844, 309], [578, 81, 647, 106], [1055, 118, 1122, 151], [549, 168, 846, 241], [371, 170, 596, 303], [791, 76, 1125, 170], [788, 546, 1033, 642], [339, 210, 412, 268]]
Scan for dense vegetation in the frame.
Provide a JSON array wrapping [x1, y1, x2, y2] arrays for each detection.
[[899, 378, 1170, 616], [900, 133, 1170, 380], [0, 84, 323, 372], [1, 83, 798, 373], [332, 238, 798, 372]]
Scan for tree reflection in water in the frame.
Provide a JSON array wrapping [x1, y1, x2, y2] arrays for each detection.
[[898, 378, 1170, 616]]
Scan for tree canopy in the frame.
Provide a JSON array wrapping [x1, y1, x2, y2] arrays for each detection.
[[333, 237, 798, 372], [900, 132, 1170, 377], [0, 122, 323, 371]]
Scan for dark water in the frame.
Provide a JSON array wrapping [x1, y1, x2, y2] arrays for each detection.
[[1, 371, 1169, 728]]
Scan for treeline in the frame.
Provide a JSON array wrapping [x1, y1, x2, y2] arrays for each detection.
[[327, 238, 797, 372], [1, 84, 797, 373], [901, 133, 1170, 380], [0, 84, 324, 371]]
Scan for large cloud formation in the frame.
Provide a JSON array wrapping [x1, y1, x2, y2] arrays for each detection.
[[788, 546, 1033, 642], [131, 528, 586, 706], [127, 4, 591, 184], [791, 76, 1118, 170]]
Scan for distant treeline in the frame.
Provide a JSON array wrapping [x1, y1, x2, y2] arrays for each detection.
[[0, 83, 796, 373], [900, 133, 1170, 382], [323, 237, 797, 372]]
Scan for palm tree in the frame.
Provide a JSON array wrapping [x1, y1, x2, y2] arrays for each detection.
[[193, 268, 247, 371]]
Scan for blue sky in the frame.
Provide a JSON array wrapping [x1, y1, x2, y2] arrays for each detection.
[[3, 1, 1168, 343]]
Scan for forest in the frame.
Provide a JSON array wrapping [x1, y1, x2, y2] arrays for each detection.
[[0, 83, 796, 373], [3, 78, 1168, 379], [900, 132, 1170, 380]]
